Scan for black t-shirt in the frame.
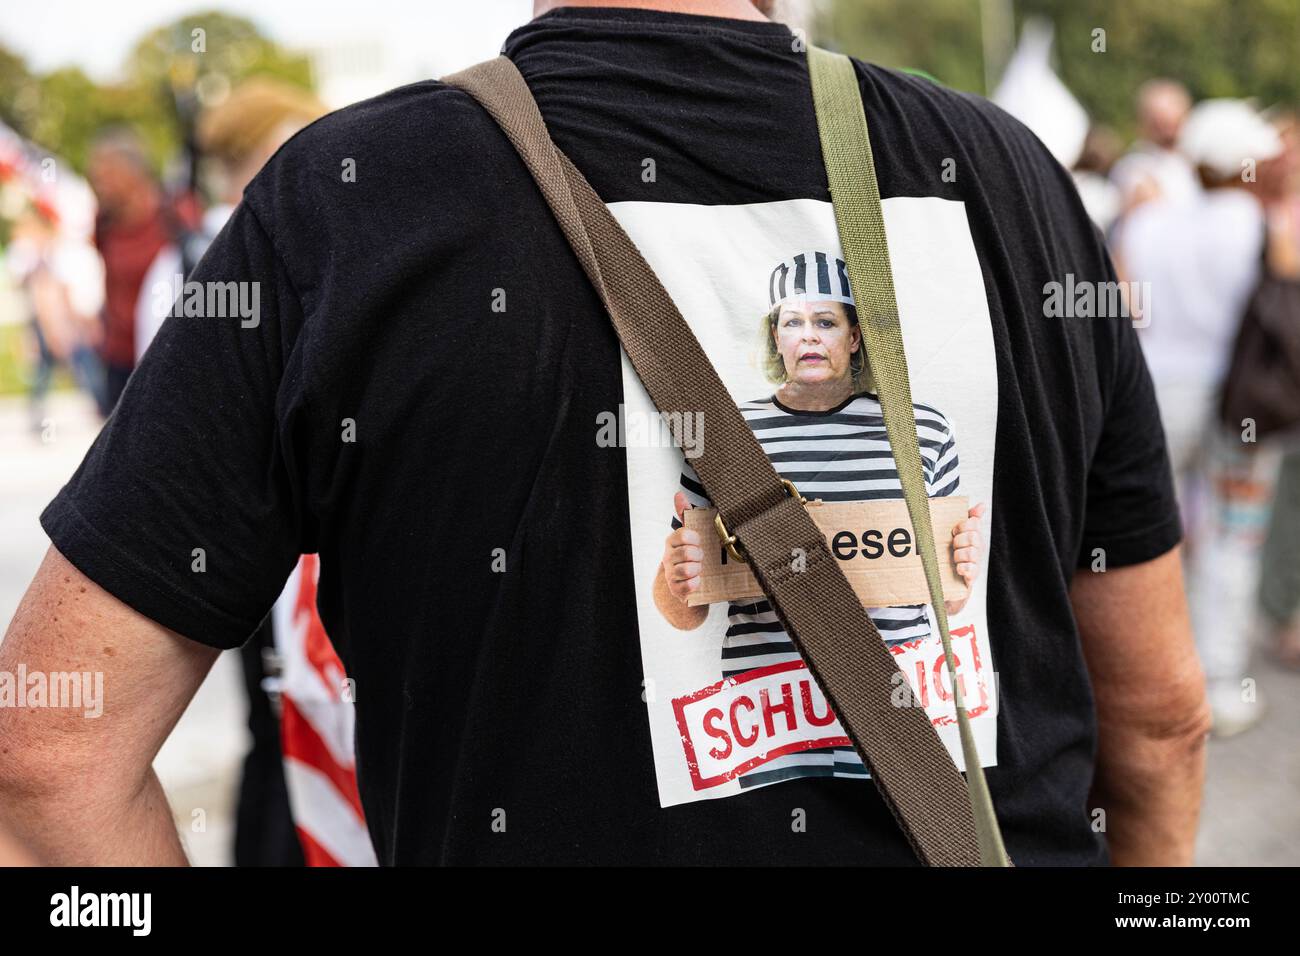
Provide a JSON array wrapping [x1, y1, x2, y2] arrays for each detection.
[[42, 6, 1179, 865]]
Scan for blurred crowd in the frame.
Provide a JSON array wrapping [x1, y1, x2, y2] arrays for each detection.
[[1080, 83, 1300, 736], [1, 46, 1297, 866], [2, 78, 325, 426]]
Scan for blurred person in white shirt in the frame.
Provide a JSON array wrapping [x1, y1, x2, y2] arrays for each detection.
[[1110, 79, 1199, 214], [1118, 99, 1288, 737]]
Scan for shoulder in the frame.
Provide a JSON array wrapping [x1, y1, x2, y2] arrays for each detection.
[[844, 392, 882, 412], [237, 76, 513, 302], [242, 77, 505, 236], [844, 391, 950, 431], [740, 397, 779, 414], [1109, 148, 1158, 188], [852, 58, 1066, 172], [847, 58, 1087, 234], [911, 399, 954, 440]]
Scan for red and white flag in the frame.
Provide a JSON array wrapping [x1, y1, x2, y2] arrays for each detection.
[[271, 555, 377, 867]]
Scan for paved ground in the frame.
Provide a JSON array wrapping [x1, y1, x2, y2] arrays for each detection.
[[1, 390, 1296, 866], [1197, 662, 1300, 866]]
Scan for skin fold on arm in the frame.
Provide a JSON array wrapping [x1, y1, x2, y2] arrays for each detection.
[[1072, 546, 1212, 866], [0, 546, 219, 865]]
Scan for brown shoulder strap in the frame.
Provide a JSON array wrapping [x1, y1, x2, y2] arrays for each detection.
[[443, 54, 991, 866]]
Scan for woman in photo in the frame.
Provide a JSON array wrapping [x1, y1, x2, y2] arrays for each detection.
[[651, 250, 985, 787]]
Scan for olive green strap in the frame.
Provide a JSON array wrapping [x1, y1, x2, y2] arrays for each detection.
[[807, 44, 1011, 867]]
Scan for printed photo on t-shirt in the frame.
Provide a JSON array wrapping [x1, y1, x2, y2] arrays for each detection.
[[609, 196, 1000, 807]]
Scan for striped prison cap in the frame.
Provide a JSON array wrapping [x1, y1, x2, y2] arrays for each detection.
[[768, 250, 855, 309]]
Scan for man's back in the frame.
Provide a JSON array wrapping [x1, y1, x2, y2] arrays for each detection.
[[22, 5, 1184, 865]]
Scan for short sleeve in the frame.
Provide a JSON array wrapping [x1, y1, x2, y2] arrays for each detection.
[[40, 201, 306, 650], [1076, 260, 1183, 569], [923, 408, 960, 498], [669, 460, 712, 530]]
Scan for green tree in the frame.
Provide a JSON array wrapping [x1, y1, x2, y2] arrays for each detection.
[[125, 10, 312, 96], [0, 45, 38, 135], [6, 12, 314, 175], [26, 68, 162, 174], [1020, 0, 1300, 137], [821, 0, 987, 94], [824, 0, 1300, 140]]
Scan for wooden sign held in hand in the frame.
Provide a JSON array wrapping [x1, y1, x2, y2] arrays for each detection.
[[683, 496, 971, 608]]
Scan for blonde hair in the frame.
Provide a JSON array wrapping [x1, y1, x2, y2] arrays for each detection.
[[198, 78, 328, 165]]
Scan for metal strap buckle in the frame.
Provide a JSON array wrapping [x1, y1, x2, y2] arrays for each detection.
[[713, 479, 805, 562]]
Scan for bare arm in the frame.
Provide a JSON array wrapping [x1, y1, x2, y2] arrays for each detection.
[[1071, 546, 1211, 866], [0, 546, 220, 865]]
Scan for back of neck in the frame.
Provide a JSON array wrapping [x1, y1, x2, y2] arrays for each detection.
[[532, 1, 772, 23]]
